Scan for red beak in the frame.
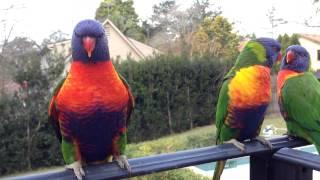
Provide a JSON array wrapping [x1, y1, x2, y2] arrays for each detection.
[[286, 50, 295, 64], [82, 36, 96, 58], [276, 52, 282, 62]]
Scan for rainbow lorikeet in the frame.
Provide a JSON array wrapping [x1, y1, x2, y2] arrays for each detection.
[[213, 38, 281, 180], [278, 45, 320, 153], [48, 19, 134, 180]]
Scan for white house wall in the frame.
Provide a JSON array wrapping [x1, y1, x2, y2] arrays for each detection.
[[299, 38, 320, 71], [105, 23, 141, 61]]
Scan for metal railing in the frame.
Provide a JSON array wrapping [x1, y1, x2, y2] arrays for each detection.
[[9, 136, 315, 180]]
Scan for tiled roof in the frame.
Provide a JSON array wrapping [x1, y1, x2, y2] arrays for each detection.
[[298, 34, 320, 44]]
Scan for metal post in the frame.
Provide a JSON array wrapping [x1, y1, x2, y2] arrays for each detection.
[[270, 158, 312, 180], [250, 152, 273, 180]]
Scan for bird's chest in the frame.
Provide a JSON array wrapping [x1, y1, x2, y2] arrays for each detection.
[[228, 65, 271, 109], [226, 66, 271, 139], [56, 61, 129, 114]]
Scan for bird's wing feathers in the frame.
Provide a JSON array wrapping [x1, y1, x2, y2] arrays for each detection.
[[48, 76, 67, 143], [215, 79, 231, 144], [281, 72, 320, 136], [118, 74, 134, 126], [224, 41, 266, 80]]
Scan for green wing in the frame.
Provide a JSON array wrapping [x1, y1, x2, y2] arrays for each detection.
[[118, 73, 135, 126], [224, 41, 266, 79], [281, 72, 320, 152], [48, 75, 67, 143], [116, 74, 134, 155], [215, 79, 231, 144]]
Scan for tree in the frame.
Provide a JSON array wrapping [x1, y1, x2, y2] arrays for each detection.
[[0, 37, 64, 175], [147, 0, 177, 50], [266, 6, 287, 38], [305, 0, 320, 27], [192, 16, 239, 60], [42, 30, 69, 45], [277, 33, 300, 55], [95, 0, 145, 41], [148, 0, 221, 54]]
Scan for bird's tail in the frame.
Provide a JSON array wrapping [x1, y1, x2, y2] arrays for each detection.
[[212, 160, 226, 180]]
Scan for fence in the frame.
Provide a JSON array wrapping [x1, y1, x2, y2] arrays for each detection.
[[11, 136, 317, 180]]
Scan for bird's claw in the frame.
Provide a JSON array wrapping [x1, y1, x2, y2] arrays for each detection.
[[224, 139, 245, 152], [65, 161, 85, 180], [255, 136, 273, 149], [114, 155, 131, 172]]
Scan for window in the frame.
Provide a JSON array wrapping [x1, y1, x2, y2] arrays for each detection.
[[317, 50, 320, 61]]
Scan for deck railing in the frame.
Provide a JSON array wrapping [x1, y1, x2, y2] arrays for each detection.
[[10, 136, 316, 180]]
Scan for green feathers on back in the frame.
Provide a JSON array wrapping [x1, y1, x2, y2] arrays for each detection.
[[224, 41, 266, 79], [281, 72, 320, 152]]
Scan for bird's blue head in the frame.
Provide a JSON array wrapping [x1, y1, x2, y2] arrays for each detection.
[[72, 19, 110, 62], [280, 45, 310, 72], [256, 37, 282, 67]]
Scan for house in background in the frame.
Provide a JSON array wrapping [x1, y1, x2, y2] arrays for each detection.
[[298, 34, 320, 71], [47, 19, 160, 61], [47, 39, 71, 58]]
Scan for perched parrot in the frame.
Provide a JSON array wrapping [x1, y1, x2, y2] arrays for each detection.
[[48, 19, 134, 180], [213, 38, 281, 180], [277, 45, 320, 153]]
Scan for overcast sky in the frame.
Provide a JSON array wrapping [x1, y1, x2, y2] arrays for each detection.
[[0, 0, 319, 43]]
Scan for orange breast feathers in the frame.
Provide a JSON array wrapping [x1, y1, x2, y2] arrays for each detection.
[[56, 61, 129, 113], [277, 69, 301, 97], [228, 65, 271, 108]]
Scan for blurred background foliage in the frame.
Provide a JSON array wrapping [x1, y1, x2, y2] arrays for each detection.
[[0, 0, 301, 178]]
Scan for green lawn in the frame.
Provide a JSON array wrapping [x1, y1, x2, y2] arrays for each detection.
[[261, 115, 287, 135], [128, 115, 287, 159], [127, 125, 216, 158]]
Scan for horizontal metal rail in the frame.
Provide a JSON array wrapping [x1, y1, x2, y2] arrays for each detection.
[[273, 148, 320, 171], [9, 136, 309, 180]]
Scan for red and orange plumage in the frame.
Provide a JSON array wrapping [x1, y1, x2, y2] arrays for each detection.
[[224, 65, 271, 138], [49, 60, 132, 163], [229, 65, 271, 109], [48, 20, 134, 177], [57, 61, 129, 114], [277, 69, 300, 97]]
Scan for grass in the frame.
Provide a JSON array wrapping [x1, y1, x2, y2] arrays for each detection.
[[261, 115, 287, 135], [127, 125, 216, 158], [127, 115, 287, 159]]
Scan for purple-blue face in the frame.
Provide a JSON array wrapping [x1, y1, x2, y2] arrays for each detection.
[[72, 19, 110, 62], [280, 45, 310, 72], [256, 37, 282, 67]]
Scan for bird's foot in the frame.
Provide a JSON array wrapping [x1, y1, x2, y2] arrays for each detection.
[[65, 161, 85, 180], [224, 139, 245, 152], [114, 155, 131, 172], [255, 136, 273, 149]]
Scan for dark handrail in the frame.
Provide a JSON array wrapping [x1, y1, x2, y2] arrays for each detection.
[[273, 147, 320, 171], [9, 136, 309, 180]]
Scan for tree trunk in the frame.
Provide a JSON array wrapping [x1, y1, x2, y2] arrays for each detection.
[[26, 118, 32, 170], [187, 85, 193, 129], [166, 91, 174, 134]]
